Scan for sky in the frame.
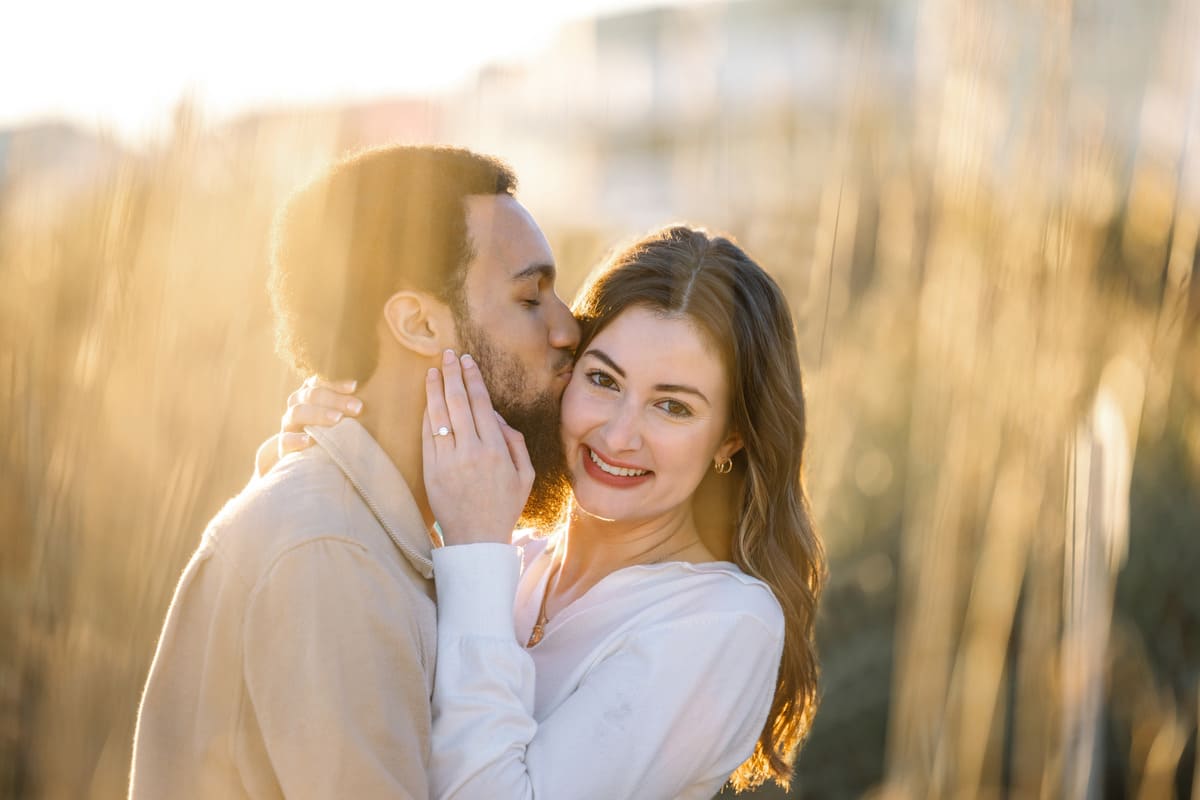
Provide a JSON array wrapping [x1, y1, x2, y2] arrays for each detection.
[[4, 0, 702, 141]]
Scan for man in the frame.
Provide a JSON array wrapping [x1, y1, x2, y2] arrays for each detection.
[[130, 146, 580, 798]]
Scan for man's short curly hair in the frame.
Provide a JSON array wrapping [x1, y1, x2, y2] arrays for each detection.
[[269, 145, 516, 381]]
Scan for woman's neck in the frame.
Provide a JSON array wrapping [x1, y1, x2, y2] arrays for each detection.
[[547, 504, 714, 616]]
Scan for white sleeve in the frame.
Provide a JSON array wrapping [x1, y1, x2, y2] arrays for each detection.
[[430, 544, 784, 800]]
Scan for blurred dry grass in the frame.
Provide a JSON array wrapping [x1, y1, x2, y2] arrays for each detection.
[[3, 0, 1200, 798]]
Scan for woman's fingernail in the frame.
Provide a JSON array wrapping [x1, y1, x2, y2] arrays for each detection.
[[325, 410, 343, 423], [347, 398, 363, 414], [443, 349, 456, 365], [428, 367, 439, 380], [341, 380, 357, 392], [461, 353, 475, 368]]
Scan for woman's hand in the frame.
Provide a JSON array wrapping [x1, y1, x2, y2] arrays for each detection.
[[254, 376, 362, 476], [423, 350, 534, 546]]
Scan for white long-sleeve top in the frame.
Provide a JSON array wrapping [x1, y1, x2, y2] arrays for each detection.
[[430, 535, 785, 800]]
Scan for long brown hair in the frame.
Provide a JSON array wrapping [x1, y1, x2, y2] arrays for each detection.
[[571, 226, 826, 790]]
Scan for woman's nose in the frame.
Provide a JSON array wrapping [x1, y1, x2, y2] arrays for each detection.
[[600, 401, 642, 452]]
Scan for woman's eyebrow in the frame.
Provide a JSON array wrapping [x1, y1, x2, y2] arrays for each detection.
[[654, 383, 709, 404], [582, 349, 624, 377], [583, 349, 710, 405]]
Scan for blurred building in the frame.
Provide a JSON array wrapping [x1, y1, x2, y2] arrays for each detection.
[[0, 123, 126, 223], [447, 0, 912, 237]]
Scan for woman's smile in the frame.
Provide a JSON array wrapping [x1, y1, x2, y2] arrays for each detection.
[[580, 445, 653, 486]]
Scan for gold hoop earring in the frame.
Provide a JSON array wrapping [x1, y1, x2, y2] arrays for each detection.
[[714, 457, 733, 474]]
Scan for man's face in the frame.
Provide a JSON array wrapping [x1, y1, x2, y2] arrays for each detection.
[[455, 194, 580, 528]]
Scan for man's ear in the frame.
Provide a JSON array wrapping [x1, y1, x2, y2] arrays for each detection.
[[381, 290, 456, 358]]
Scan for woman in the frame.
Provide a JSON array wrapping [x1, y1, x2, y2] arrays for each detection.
[[273, 226, 824, 798]]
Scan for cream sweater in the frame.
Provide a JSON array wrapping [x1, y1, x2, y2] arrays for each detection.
[[130, 420, 436, 799]]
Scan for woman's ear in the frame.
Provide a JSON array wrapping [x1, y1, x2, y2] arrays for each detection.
[[381, 291, 456, 358], [715, 430, 744, 463]]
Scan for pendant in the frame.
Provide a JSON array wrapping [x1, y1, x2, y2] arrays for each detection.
[[526, 623, 545, 648]]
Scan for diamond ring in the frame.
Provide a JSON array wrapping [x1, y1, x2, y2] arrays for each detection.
[[434, 426, 452, 437]]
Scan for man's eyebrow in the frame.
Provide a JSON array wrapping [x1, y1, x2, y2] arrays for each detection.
[[512, 263, 556, 283]]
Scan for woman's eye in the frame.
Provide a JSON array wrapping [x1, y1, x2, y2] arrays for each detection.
[[586, 370, 617, 389], [520, 297, 541, 308], [658, 399, 693, 418]]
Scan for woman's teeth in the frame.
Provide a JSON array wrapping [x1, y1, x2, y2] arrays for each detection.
[[589, 449, 648, 477]]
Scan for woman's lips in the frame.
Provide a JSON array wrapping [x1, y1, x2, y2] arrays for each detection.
[[580, 446, 653, 488]]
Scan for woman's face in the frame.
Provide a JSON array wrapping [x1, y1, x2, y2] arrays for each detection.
[[560, 305, 741, 525]]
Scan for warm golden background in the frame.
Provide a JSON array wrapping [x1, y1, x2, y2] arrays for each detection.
[[2, 0, 1198, 797]]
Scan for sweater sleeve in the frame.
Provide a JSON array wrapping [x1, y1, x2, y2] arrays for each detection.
[[242, 538, 431, 800], [430, 544, 784, 800]]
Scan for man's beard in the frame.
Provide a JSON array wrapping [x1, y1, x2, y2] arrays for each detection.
[[456, 315, 573, 532]]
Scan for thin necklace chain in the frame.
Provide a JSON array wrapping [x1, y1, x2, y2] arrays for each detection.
[[525, 536, 704, 649], [525, 556, 563, 648]]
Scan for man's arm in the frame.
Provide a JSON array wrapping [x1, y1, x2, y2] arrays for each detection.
[[242, 537, 430, 799]]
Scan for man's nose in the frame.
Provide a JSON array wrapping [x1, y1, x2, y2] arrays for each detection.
[[547, 294, 580, 352]]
